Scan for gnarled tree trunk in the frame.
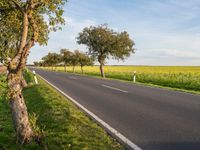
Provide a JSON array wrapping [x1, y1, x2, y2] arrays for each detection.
[[7, 71, 33, 143], [21, 75, 28, 88]]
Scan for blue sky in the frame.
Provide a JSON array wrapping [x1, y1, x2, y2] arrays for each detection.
[[29, 0, 200, 66]]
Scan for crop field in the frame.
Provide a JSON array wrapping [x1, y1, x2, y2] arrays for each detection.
[[41, 66, 200, 92]]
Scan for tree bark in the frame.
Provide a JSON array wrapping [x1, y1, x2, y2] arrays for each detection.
[[100, 64, 105, 78], [21, 75, 28, 88], [5, 5, 39, 144], [7, 71, 33, 143]]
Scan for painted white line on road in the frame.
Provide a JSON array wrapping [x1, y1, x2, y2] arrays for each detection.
[[68, 76, 77, 80], [102, 84, 128, 93], [37, 74, 141, 150]]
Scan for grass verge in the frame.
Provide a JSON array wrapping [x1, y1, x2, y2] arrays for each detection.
[[0, 72, 123, 150]]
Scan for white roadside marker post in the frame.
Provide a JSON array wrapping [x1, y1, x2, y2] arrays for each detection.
[[133, 71, 137, 83], [33, 70, 38, 85]]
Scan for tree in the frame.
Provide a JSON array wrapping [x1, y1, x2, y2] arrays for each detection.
[[51, 53, 61, 71], [33, 61, 39, 67], [76, 51, 93, 74], [0, 0, 66, 143], [42, 52, 61, 70], [70, 50, 80, 73], [60, 49, 73, 72], [33, 61, 44, 67], [77, 24, 135, 78]]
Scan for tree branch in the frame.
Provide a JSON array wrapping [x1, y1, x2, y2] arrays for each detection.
[[16, 10, 39, 72], [32, 2, 43, 9], [8, 0, 24, 13], [26, 0, 42, 10]]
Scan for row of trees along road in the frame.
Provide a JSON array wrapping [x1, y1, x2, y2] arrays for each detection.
[[0, 0, 135, 144], [0, 0, 67, 143], [35, 24, 135, 78], [34, 49, 93, 73]]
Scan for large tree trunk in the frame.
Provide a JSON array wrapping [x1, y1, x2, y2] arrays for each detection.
[[100, 64, 105, 78], [7, 71, 33, 143]]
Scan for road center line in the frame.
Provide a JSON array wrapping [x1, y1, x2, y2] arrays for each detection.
[[102, 84, 128, 93]]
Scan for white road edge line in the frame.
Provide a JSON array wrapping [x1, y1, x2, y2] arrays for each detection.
[[102, 84, 129, 93], [37, 74, 142, 150]]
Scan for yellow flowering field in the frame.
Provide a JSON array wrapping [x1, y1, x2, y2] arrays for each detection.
[[42, 66, 200, 91]]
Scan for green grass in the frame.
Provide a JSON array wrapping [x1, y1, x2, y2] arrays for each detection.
[[40, 66, 200, 92], [0, 72, 123, 150]]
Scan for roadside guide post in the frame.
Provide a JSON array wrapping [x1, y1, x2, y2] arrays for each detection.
[[33, 70, 38, 85], [133, 71, 136, 83]]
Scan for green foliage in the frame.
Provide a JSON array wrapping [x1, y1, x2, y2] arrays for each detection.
[[42, 52, 61, 66], [70, 50, 80, 67], [0, 74, 7, 98], [77, 24, 135, 65], [60, 49, 73, 65], [0, 0, 66, 64], [37, 49, 93, 73], [23, 68, 34, 84], [29, 113, 45, 143], [76, 50, 94, 67], [33, 61, 45, 67]]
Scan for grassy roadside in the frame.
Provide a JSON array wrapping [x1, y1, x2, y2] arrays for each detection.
[[0, 72, 123, 150]]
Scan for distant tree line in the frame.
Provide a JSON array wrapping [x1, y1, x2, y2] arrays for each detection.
[[34, 49, 94, 74], [34, 24, 135, 77], [0, 0, 134, 144]]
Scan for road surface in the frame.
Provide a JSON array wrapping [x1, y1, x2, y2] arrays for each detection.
[[31, 68, 200, 150]]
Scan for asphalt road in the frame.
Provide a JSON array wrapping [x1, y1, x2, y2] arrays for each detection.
[[31, 68, 200, 150]]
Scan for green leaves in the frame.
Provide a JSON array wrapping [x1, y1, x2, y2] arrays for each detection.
[[60, 49, 73, 65], [77, 24, 135, 65], [42, 52, 61, 66], [75, 50, 94, 67], [0, 75, 8, 99], [0, 0, 67, 65]]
